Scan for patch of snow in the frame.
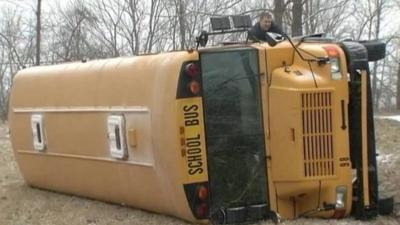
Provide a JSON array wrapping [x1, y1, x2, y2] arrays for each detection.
[[377, 153, 394, 164], [375, 115, 400, 122]]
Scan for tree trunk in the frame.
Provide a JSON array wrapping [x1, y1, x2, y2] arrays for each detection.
[[273, 0, 285, 28], [376, 56, 386, 111], [397, 62, 400, 111], [35, 0, 41, 66], [304, 0, 310, 34], [372, 62, 378, 110], [372, 0, 383, 110], [178, 0, 186, 50], [291, 0, 303, 36]]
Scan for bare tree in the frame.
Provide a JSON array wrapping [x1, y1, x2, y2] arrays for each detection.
[[370, 0, 387, 110], [143, 0, 164, 53], [291, 0, 303, 36], [397, 60, 400, 110], [178, 0, 186, 50], [49, 0, 101, 61], [273, 0, 286, 28], [0, 7, 36, 119], [303, 0, 351, 37], [120, 0, 142, 55], [35, 0, 41, 65], [89, 0, 125, 57], [371, 0, 382, 110]]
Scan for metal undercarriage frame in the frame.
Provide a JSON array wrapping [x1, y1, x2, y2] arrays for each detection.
[[341, 41, 393, 219]]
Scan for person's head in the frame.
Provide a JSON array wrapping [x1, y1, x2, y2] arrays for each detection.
[[258, 12, 273, 31]]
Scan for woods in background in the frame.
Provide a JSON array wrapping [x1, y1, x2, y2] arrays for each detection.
[[0, 0, 400, 120]]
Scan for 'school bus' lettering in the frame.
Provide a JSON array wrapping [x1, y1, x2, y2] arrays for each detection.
[[178, 97, 208, 182]]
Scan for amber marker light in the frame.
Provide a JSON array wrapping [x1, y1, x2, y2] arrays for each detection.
[[323, 46, 340, 57]]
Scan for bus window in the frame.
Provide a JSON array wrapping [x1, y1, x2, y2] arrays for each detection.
[[200, 48, 268, 214]]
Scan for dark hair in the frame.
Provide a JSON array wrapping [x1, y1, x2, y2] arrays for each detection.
[[259, 12, 273, 20]]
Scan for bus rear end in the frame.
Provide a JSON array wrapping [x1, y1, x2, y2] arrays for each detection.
[[177, 47, 270, 224]]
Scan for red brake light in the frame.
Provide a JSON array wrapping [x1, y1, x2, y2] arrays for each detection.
[[195, 203, 208, 218], [323, 46, 340, 57], [185, 63, 200, 77], [197, 185, 208, 201], [183, 182, 209, 219], [188, 80, 201, 95]]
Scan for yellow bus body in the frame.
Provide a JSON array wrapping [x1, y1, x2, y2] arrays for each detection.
[[9, 41, 355, 223]]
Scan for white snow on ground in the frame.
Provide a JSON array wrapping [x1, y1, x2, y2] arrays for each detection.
[[377, 153, 394, 164], [375, 115, 400, 122]]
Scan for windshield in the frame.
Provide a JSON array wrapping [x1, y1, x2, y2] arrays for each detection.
[[200, 48, 268, 213]]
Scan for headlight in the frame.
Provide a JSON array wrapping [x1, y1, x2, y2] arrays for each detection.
[[322, 46, 342, 80], [335, 186, 347, 209], [330, 57, 342, 80]]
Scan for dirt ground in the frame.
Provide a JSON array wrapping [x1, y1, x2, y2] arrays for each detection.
[[1, 119, 400, 225]]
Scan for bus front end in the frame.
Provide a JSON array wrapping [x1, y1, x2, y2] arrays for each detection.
[[176, 39, 385, 224]]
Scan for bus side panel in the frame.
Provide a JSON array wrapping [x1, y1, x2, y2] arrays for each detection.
[[8, 52, 202, 223]]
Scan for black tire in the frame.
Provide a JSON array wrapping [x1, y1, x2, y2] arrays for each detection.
[[358, 40, 386, 61]]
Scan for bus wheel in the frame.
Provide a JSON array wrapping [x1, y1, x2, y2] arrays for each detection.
[[210, 207, 226, 225]]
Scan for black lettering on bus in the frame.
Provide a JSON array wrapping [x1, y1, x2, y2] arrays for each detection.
[[187, 147, 201, 155], [187, 141, 201, 148], [183, 104, 198, 112], [188, 167, 203, 175], [185, 119, 199, 126], [188, 161, 203, 168], [187, 154, 202, 162], [184, 111, 199, 119], [186, 134, 200, 141], [183, 104, 199, 126]]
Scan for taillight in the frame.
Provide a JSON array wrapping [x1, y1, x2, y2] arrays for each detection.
[[197, 185, 208, 201], [185, 63, 200, 77], [189, 81, 201, 95], [323, 46, 342, 80], [184, 182, 210, 219], [195, 203, 209, 218], [177, 61, 202, 98]]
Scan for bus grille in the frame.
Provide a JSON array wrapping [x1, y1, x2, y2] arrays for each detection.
[[301, 91, 335, 178]]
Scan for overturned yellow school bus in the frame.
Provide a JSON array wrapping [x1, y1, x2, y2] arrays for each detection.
[[8, 16, 390, 224]]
